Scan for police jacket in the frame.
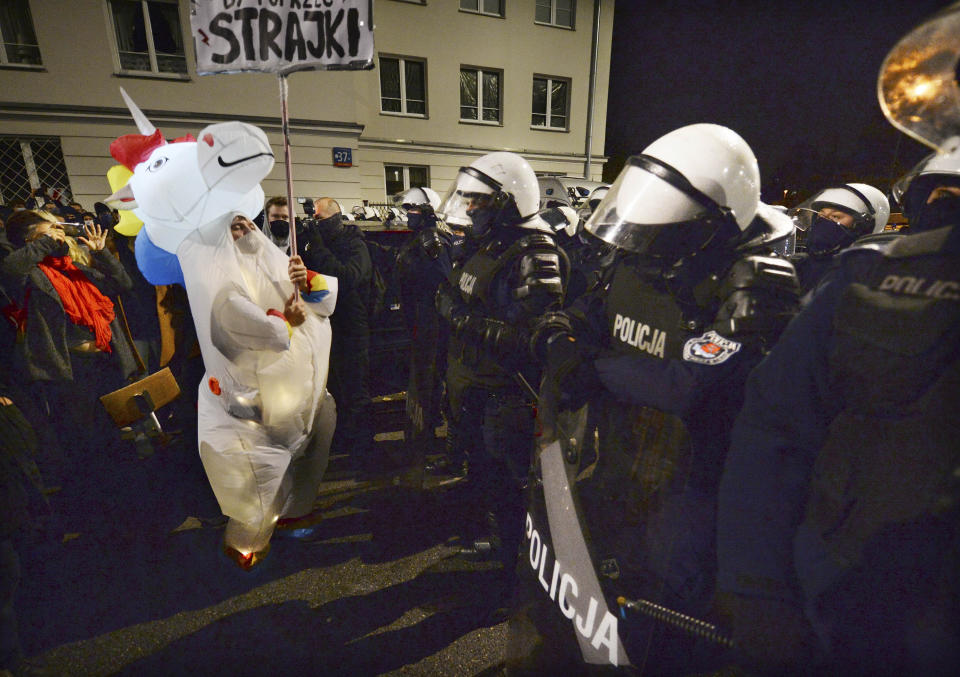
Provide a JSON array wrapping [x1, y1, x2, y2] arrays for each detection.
[[717, 224, 960, 669], [570, 251, 799, 484], [301, 223, 371, 341], [395, 226, 454, 336], [437, 223, 565, 395]]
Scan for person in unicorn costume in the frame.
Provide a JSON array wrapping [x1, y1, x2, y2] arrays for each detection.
[[105, 90, 338, 569]]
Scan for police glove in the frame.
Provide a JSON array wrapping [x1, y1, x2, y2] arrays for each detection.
[[529, 311, 574, 363], [544, 333, 598, 411], [435, 285, 460, 322]]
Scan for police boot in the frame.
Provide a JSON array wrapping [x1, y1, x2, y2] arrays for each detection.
[[457, 512, 501, 560], [457, 533, 502, 561]]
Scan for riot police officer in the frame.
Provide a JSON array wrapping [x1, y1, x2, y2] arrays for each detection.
[[393, 187, 462, 482], [515, 124, 800, 672], [716, 9, 960, 673], [789, 182, 890, 294], [434, 152, 567, 579]]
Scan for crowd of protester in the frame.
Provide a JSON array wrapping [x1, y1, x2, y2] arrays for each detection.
[[0, 103, 957, 676]]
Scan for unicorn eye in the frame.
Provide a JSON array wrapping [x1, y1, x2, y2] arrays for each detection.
[[147, 156, 168, 172]]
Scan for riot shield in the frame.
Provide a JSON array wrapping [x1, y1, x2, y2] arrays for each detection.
[[506, 380, 734, 674], [506, 379, 631, 671]]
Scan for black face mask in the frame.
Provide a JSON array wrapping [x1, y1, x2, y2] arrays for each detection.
[[314, 213, 343, 240], [912, 193, 960, 233], [406, 212, 424, 231], [808, 216, 857, 254], [269, 219, 289, 239]]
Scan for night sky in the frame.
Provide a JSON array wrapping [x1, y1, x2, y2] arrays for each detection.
[[604, 1, 954, 204]]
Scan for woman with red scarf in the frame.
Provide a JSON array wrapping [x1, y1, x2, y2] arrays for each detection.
[[1, 210, 138, 481]]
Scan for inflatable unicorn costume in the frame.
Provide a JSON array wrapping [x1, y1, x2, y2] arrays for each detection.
[[106, 90, 337, 566]]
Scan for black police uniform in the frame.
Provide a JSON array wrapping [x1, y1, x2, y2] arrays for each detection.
[[511, 242, 799, 672], [436, 222, 565, 571], [395, 220, 461, 467], [717, 223, 960, 675]]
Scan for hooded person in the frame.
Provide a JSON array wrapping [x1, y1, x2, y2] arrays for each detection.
[[103, 107, 338, 568], [181, 209, 338, 568]]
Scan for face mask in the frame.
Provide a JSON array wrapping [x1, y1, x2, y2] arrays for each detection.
[[808, 215, 856, 254], [406, 212, 423, 230], [235, 230, 261, 254], [465, 206, 498, 239], [269, 219, 289, 239], [314, 213, 343, 240], [912, 193, 960, 233]]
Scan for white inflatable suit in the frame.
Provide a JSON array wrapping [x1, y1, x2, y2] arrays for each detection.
[[106, 92, 337, 558]]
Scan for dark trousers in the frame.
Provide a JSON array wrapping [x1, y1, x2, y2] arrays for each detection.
[[449, 386, 536, 570], [327, 332, 372, 456]]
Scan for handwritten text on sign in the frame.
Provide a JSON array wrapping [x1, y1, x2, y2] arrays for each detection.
[[191, 0, 374, 75]]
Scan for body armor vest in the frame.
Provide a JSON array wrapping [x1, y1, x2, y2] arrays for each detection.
[[802, 226, 960, 585], [446, 231, 558, 398]]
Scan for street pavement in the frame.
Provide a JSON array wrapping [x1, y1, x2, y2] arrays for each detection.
[[18, 426, 511, 677]]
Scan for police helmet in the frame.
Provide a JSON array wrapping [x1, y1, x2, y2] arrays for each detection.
[[585, 124, 760, 259]]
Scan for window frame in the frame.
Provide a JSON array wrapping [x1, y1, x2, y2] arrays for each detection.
[[459, 65, 503, 126], [0, 0, 43, 69], [378, 54, 429, 118], [105, 0, 190, 80], [384, 164, 431, 199], [531, 75, 571, 132], [458, 0, 505, 19], [534, 0, 576, 29]]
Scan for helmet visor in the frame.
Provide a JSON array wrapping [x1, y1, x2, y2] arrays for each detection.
[[789, 187, 866, 231], [439, 167, 498, 227], [583, 156, 730, 257]]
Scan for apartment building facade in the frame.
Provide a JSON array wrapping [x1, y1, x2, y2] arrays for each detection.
[[0, 0, 613, 214]]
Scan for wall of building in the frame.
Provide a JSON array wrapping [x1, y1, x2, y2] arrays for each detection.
[[0, 0, 613, 213]]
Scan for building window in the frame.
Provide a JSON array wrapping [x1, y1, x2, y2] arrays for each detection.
[[459, 0, 504, 18], [0, 0, 42, 66], [379, 56, 427, 116], [532, 76, 569, 130], [0, 136, 73, 205], [535, 0, 575, 29], [384, 165, 429, 198], [108, 0, 187, 75], [460, 67, 501, 124]]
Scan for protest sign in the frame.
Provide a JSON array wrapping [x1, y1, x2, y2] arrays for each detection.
[[190, 0, 374, 75]]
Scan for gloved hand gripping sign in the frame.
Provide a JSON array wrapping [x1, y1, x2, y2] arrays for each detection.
[[105, 90, 338, 568]]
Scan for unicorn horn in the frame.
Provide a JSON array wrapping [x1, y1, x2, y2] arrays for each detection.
[[120, 86, 157, 136]]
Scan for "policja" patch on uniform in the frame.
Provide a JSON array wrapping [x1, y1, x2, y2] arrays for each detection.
[[682, 330, 741, 365]]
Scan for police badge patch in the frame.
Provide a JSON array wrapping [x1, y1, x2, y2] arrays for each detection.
[[682, 330, 741, 365]]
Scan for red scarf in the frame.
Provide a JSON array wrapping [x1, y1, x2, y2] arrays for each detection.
[[37, 255, 115, 352]]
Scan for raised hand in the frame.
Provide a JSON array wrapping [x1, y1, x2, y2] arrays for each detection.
[[79, 222, 107, 251]]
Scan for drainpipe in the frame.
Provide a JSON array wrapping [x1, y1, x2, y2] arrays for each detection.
[[583, 0, 601, 180]]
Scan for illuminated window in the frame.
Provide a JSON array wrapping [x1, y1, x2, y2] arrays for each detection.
[[0, 0, 42, 66], [535, 0, 575, 28], [532, 76, 569, 130], [379, 55, 427, 116], [108, 0, 187, 75], [460, 67, 501, 124]]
